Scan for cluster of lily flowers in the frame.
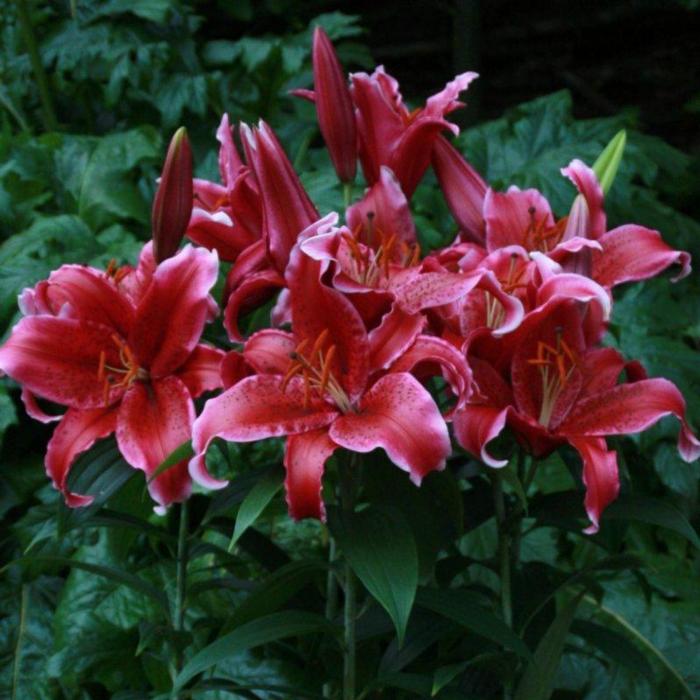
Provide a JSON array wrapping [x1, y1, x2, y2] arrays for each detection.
[[1, 29, 697, 532]]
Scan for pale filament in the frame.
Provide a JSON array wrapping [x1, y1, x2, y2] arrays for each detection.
[[281, 329, 354, 414], [526, 333, 578, 427], [97, 335, 147, 405]]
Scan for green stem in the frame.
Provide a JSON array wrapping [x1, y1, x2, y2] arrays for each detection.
[[342, 182, 353, 210], [492, 472, 512, 628], [339, 454, 357, 700], [11, 585, 28, 700], [15, 0, 58, 132], [323, 534, 338, 699], [343, 561, 357, 700], [174, 501, 189, 632]]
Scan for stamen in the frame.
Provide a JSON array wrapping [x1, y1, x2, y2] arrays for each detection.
[[320, 345, 336, 393]]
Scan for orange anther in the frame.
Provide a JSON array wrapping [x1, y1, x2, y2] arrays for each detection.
[[320, 345, 336, 393]]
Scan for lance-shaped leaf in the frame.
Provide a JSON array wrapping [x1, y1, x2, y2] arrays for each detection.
[[329, 504, 418, 645]]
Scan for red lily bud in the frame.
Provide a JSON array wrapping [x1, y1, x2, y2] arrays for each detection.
[[312, 26, 357, 183], [152, 127, 194, 263], [432, 135, 487, 244]]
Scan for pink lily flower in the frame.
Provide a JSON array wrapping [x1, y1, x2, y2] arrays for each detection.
[[350, 66, 478, 197], [454, 300, 699, 532], [0, 245, 224, 510], [483, 159, 691, 286], [189, 225, 471, 520]]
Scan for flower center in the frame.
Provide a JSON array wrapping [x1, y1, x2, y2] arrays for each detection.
[[281, 329, 354, 413], [97, 335, 148, 405], [342, 228, 420, 288], [526, 332, 578, 427], [525, 207, 568, 253]]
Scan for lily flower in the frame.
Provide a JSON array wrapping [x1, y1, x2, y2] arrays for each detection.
[[0, 245, 223, 510], [350, 66, 478, 197], [189, 228, 471, 520], [454, 300, 699, 532], [483, 160, 691, 286]]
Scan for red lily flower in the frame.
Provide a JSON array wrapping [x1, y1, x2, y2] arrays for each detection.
[[454, 300, 699, 532], [350, 66, 478, 197], [0, 245, 223, 509], [483, 160, 691, 286], [190, 230, 470, 520]]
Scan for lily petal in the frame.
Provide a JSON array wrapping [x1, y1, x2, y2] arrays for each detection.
[[116, 376, 194, 508], [568, 436, 619, 534], [368, 303, 425, 372], [190, 375, 339, 489], [130, 245, 219, 377], [284, 428, 338, 521], [388, 335, 473, 409], [484, 187, 555, 252], [561, 159, 606, 240], [46, 406, 118, 506], [0, 316, 123, 409], [223, 268, 286, 342], [176, 344, 225, 398], [560, 378, 700, 462], [329, 373, 449, 484], [453, 405, 509, 468], [21, 388, 62, 423], [592, 225, 692, 287], [243, 329, 296, 374], [431, 135, 487, 244], [346, 166, 417, 249]]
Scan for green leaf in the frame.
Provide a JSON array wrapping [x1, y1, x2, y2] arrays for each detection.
[[432, 661, 470, 695], [228, 466, 284, 551], [7, 556, 168, 612], [571, 619, 654, 681], [147, 441, 194, 484], [584, 594, 696, 699], [592, 130, 626, 195], [416, 587, 531, 659], [329, 505, 418, 645], [514, 593, 582, 700], [603, 495, 700, 550], [228, 560, 323, 629], [173, 611, 331, 691]]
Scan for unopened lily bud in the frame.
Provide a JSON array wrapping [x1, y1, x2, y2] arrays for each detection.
[[312, 26, 357, 183], [152, 127, 194, 263], [432, 135, 487, 244]]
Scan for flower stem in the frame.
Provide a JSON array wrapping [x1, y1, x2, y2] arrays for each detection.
[[323, 534, 338, 699], [492, 471, 512, 628], [15, 0, 58, 132], [343, 561, 357, 700], [339, 454, 357, 700], [174, 500, 189, 632], [342, 182, 353, 210]]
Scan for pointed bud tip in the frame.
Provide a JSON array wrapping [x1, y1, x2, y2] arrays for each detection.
[[152, 126, 194, 264]]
